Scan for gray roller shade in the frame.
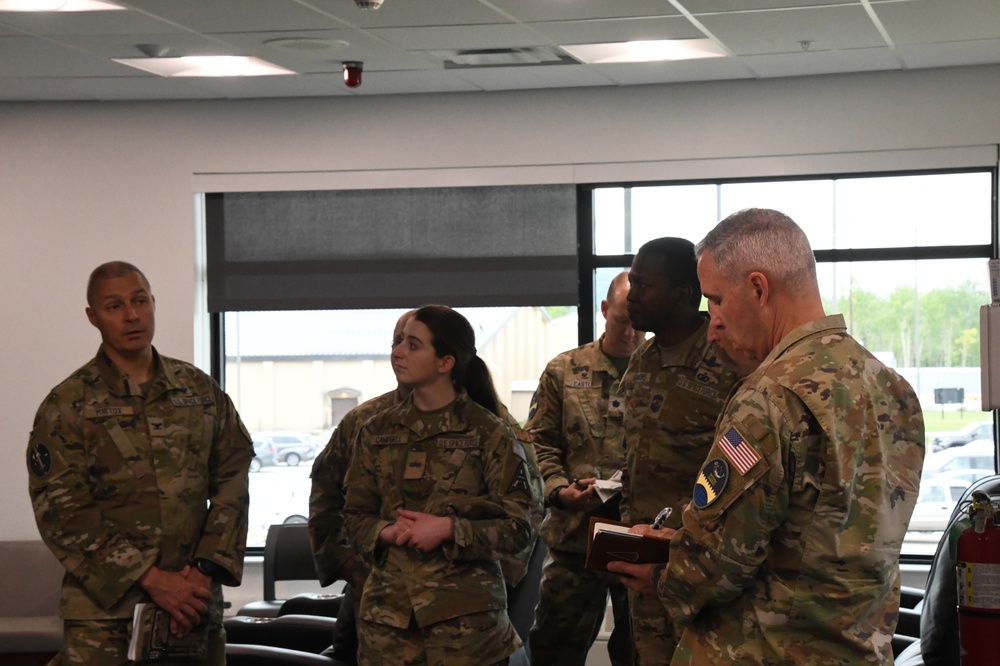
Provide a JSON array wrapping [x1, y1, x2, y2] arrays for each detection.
[[206, 184, 578, 312]]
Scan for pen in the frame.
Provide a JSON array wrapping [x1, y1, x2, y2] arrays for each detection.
[[652, 506, 673, 530]]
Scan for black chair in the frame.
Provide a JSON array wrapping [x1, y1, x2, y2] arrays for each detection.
[[239, 524, 327, 618], [225, 614, 339, 654], [895, 474, 1000, 666]]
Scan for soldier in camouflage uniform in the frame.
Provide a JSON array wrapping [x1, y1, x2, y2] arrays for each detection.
[[344, 305, 541, 666], [617, 238, 740, 666], [612, 209, 925, 664], [26, 261, 254, 665], [526, 272, 642, 666], [309, 310, 416, 664]]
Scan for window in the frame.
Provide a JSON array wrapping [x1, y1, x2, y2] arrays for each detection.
[[584, 170, 997, 560]]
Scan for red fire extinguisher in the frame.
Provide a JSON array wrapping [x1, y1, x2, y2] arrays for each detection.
[[957, 490, 1000, 665]]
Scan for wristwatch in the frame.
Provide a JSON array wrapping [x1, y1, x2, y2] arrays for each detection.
[[193, 558, 223, 580], [547, 485, 568, 509]]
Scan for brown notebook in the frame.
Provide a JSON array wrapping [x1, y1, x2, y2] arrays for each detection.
[[584, 516, 671, 573]]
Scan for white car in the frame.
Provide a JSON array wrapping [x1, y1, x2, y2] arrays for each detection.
[[922, 439, 996, 478], [908, 475, 971, 532]]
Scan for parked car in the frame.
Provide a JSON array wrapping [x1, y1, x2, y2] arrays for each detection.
[[908, 475, 971, 532], [252, 431, 318, 467], [922, 439, 997, 478], [250, 436, 278, 473], [930, 421, 994, 452]]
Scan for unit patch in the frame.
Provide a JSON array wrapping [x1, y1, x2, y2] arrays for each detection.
[[693, 458, 729, 509], [650, 394, 664, 413], [527, 391, 539, 421], [507, 462, 532, 496], [29, 443, 52, 478]]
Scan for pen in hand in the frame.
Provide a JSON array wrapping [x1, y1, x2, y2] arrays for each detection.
[[652, 506, 673, 530]]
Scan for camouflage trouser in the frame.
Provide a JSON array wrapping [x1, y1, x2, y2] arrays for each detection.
[[628, 589, 676, 666], [358, 609, 518, 666], [56, 618, 225, 666], [527, 548, 633, 666]]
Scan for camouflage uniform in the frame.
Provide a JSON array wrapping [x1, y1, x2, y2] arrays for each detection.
[[310, 388, 406, 663], [525, 337, 633, 666], [310, 388, 406, 590], [658, 314, 925, 665], [619, 317, 740, 666], [26, 346, 254, 665], [311, 388, 542, 590], [343, 391, 541, 666]]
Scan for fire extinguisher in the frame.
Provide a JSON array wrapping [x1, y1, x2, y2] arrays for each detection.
[[956, 490, 1000, 665]]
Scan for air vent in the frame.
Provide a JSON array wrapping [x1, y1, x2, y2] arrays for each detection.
[[432, 47, 578, 69]]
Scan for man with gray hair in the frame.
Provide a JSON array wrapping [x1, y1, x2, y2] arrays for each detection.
[[610, 208, 925, 663]]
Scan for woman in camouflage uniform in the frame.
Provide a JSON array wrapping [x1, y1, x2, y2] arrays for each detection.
[[344, 305, 538, 666]]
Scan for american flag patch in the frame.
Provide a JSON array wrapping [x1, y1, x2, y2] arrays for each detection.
[[717, 427, 760, 475]]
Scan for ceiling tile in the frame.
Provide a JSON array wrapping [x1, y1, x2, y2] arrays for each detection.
[[485, 0, 682, 22], [451, 63, 614, 92], [122, 0, 341, 33], [874, 0, 1000, 45], [528, 16, 706, 45], [590, 57, 753, 85], [740, 46, 900, 78], [897, 39, 1000, 69], [699, 4, 886, 54], [369, 23, 543, 51]]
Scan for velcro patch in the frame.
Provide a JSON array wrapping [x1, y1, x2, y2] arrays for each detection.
[[83, 406, 134, 419], [171, 395, 214, 406], [374, 435, 405, 445], [693, 458, 729, 509], [438, 437, 479, 449], [507, 462, 532, 496], [716, 426, 761, 475], [677, 376, 720, 400], [29, 443, 52, 478]]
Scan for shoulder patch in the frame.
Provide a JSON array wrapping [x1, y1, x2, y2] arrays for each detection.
[[29, 443, 52, 478], [527, 391, 538, 421], [716, 426, 761, 475], [507, 462, 532, 496], [693, 458, 729, 509]]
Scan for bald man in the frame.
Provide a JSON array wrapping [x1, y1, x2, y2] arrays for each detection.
[[525, 272, 643, 666]]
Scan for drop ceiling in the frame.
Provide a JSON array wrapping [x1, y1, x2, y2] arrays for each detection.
[[1, 0, 999, 102]]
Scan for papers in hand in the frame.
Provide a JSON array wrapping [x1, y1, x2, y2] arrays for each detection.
[[593, 469, 623, 503], [128, 602, 209, 662], [584, 516, 671, 573]]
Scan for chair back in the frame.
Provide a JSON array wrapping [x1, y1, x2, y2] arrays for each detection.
[[263, 523, 320, 601]]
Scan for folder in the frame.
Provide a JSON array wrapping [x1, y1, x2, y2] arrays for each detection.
[[584, 516, 671, 573]]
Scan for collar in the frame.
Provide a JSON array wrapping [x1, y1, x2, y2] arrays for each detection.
[[94, 345, 184, 399], [391, 389, 476, 438], [652, 315, 711, 368], [757, 313, 848, 370]]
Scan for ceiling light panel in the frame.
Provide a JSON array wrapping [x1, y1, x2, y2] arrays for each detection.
[[112, 55, 295, 77], [561, 39, 727, 64], [0, 0, 122, 10]]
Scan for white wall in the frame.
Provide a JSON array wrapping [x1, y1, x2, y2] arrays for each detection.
[[3, 65, 999, 540]]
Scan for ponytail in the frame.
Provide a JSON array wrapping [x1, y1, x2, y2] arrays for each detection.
[[465, 355, 502, 417]]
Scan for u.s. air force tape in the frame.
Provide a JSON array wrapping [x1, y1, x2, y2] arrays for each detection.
[[693, 458, 729, 509]]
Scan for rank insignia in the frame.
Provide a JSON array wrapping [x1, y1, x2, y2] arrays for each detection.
[[29, 443, 52, 478], [693, 458, 729, 509]]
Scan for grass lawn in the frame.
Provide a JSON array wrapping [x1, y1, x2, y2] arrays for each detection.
[[922, 408, 991, 434]]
